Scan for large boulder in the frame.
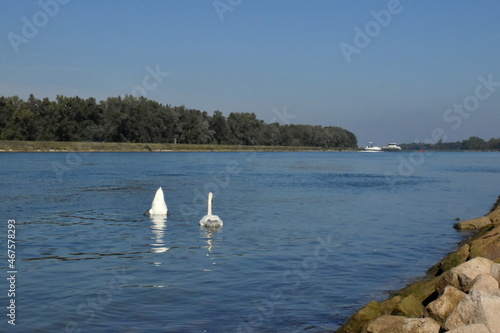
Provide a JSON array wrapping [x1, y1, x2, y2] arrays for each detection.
[[364, 315, 440, 333], [436, 257, 494, 293], [445, 323, 491, 333], [469, 225, 500, 262], [444, 290, 500, 332], [378, 296, 401, 315], [469, 273, 499, 292], [364, 315, 407, 333], [453, 216, 492, 230], [425, 285, 466, 325], [491, 263, 500, 284], [391, 294, 425, 318]]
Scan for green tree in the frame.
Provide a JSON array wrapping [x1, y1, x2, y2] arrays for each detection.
[[227, 112, 263, 145], [462, 136, 486, 150], [0, 94, 360, 148], [210, 110, 231, 144]]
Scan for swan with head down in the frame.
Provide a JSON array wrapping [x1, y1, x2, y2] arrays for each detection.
[[199, 192, 223, 227], [146, 187, 170, 216]]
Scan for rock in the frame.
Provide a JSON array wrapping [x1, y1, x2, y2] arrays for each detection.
[[469, 225, 500, 262], [425, 285, 466, 325], [491, 263, 500, 284], [435, 270, 460, 293], [399, 318, 440, 333], [443, 244, 471, 273], [454, 216, 493, 230], [379, 296, 401, 315], [364, 315, 407, 333], [489, 209, 500, 224], [432, 244, 470, 276], [336, 301, 383, 333], [445, 323, 491, 333], [487, 195, 500, 224], [444, 290, 500, 332], [391, 294, 425, 318], [398, 276, 440, 303], [364, 316, 440, 333], [436, 257, 494, 293], [469, 273, 499, 292]]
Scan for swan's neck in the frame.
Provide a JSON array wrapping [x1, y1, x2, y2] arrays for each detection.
[[208, 193, 213, 216]]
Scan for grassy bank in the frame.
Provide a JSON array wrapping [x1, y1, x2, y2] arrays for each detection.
[[0, 140, 358, 152]]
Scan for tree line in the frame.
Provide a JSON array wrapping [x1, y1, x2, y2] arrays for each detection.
[[400, 136, 500, 151], [0, 94, 358, 148]]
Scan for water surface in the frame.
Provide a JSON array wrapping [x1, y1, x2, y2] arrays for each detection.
[[1, 151, 499, 332]]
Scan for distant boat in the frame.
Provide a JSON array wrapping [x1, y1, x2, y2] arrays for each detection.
[[363, 142, 382, 152], [382, 143, 402, 151]]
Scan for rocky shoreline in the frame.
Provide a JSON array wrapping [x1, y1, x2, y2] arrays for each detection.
[[336, 196, 500, 333]]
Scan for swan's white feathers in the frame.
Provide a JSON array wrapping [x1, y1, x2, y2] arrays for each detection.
[[148, 187, 169, 216], [199, 192, 223, 227], [199, 214, 223, 227]]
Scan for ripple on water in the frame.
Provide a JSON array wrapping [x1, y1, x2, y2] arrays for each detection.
[[2, 152, 499, 331]]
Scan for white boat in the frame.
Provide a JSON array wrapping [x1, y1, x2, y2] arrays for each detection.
[[363, 142, 382, 152], [382, 143, 402, 151]]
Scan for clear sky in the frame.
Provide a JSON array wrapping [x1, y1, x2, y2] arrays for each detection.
[[1, 1, 499, 146]]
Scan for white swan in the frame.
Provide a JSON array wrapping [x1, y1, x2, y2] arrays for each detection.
[[199, 192, 223, 227], [147, 187, 169, 216]]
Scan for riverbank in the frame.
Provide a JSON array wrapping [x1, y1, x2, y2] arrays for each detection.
[[336, 196, 500, 333], [0, 140, 357, 152]]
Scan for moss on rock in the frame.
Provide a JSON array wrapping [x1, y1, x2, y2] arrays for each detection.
[[439, 244, 471, 274], [336, 301, 383, 333], [391, 294, 425, 318], [398, 276, 440, 303], [379, 296, 402, 315]]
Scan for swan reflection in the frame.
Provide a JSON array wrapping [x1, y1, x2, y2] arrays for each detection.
[[201, 224, 222, 269], [150, 215, 169, 255]]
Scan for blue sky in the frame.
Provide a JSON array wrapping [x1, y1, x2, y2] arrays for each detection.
[[1, 1, 500, 146]]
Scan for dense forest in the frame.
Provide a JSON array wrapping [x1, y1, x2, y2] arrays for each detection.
[[400, 137, 500, 151], [0, 95, 358, 148]]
